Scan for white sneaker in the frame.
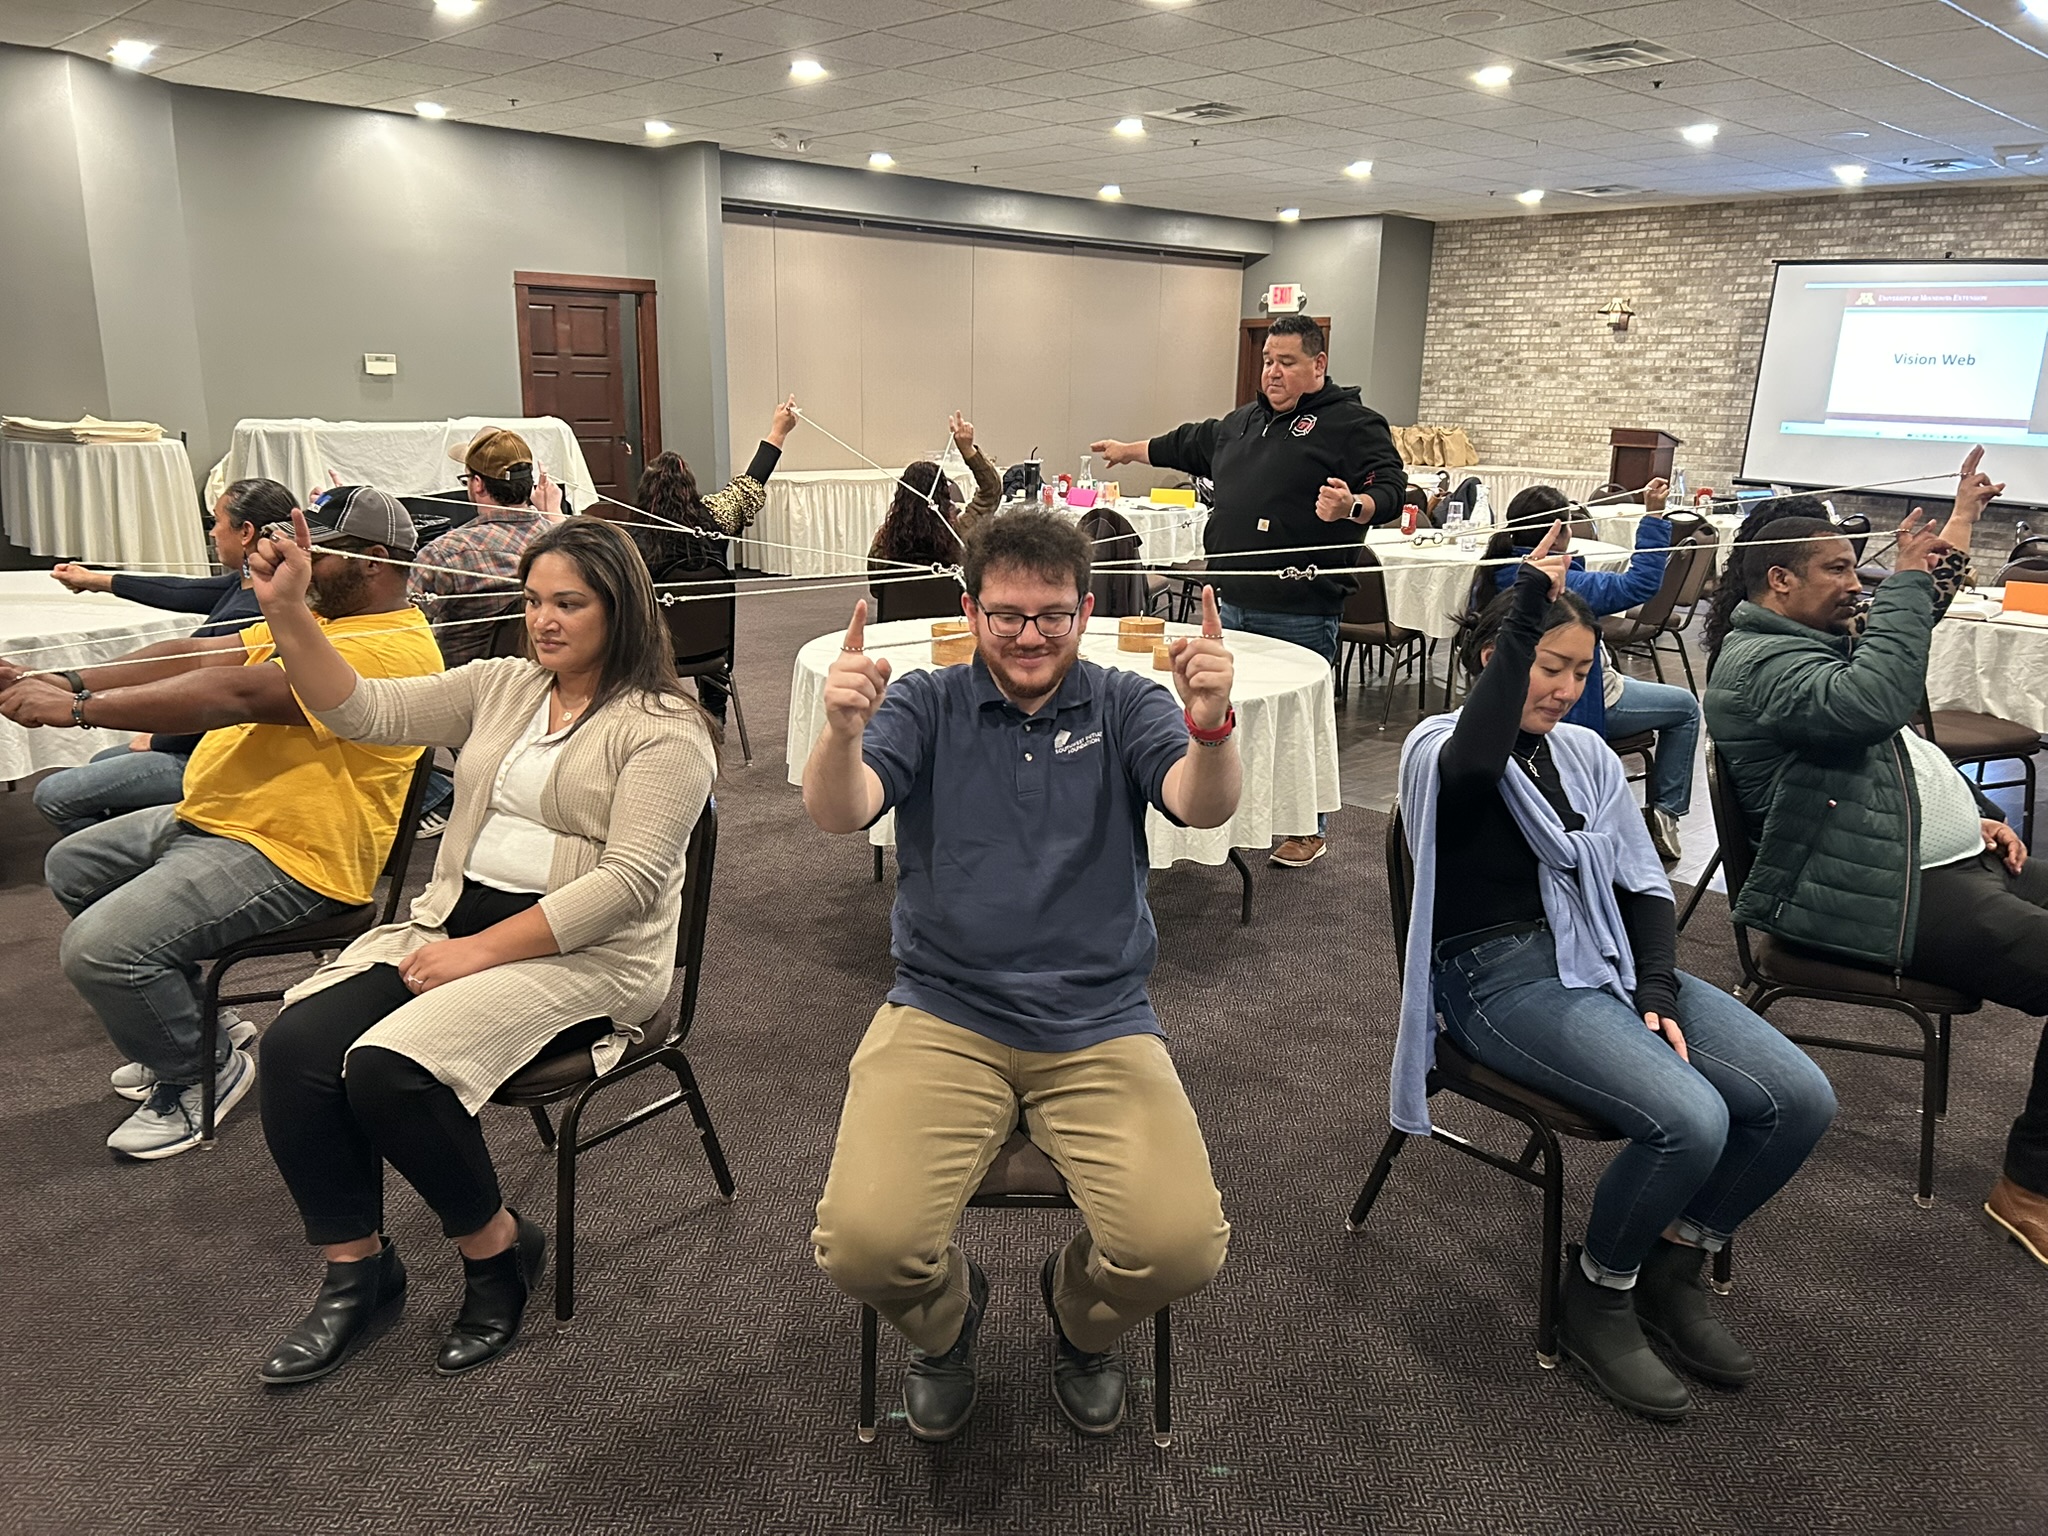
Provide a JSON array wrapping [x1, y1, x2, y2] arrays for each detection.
[[107, 1047, 255, 1160], [1647, 806, 1683, 863], [111, 1016, 256, 1101]]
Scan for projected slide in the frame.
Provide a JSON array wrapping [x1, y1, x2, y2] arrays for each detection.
[[1742, 261, 2048, 507]]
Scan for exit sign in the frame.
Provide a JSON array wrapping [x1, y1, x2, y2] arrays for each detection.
[[1265, 284, 1302, 311]]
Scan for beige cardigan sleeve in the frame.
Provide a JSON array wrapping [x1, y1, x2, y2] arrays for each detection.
[[955, 446, 1003, 537], [538, 705, 716, 954], [310, 658, 502, 748]]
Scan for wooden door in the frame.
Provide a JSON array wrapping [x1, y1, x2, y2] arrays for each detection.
[[523, 290, 628, 500], [1236, 316, 1334, 406]]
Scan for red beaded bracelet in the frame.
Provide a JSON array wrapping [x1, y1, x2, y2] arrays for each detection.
[[1184, 706, 1235, 743]]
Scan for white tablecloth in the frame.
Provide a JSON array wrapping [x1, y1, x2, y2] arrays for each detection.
[[786, 618, 1339, 868], [2, 439, 207, 571], [1407, 463, 1610, 512], [0, 571, 194, 781], [738, 467, 977, 578], [209, 417, 596, 507], [1365, 528, 1632, 640], [1110, 502, 1207, 566], [1589, 507, 1742, 571], [1928, 592, 2048, 733]]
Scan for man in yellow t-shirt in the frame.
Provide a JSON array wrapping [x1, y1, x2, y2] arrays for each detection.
[[0, 487, 445, 1161]]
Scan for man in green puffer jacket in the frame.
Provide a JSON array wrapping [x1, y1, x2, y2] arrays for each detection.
[[1704, 450, 2048, 1271]]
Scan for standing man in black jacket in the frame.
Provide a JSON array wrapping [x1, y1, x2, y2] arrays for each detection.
[[1091, 312, 1405, 867]]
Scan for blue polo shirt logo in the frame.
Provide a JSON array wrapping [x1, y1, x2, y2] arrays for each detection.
[[1054, 728, 1102, 756]]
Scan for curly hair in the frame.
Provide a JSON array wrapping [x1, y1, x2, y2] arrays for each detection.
[[961, 508, 1092, 601], [876, 462, 961, 568]]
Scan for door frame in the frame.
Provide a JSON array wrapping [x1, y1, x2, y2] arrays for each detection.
[[512, 270, 663, 463], [1236, 316, 1333, 407]]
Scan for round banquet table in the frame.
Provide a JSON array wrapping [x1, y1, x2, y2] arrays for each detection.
[[1105, 502, 1207, 565], [1927, 590, 2048, 733], [1, 438, 208, 571], [0, 571, 194, 782], [1406, 463, 1609, 509], [786, 617, 1339, 868], [1364, 528, 1632, 640], [208, 416, 596, 507]]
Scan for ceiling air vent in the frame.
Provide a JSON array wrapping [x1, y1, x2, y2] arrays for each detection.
[[1910, 157, 1979, 173], [1559, 183, 1652, 198], [1994, 143, 2045, 167], [1148, 101, 1256, 125], [1542, 40, 1689, 74]]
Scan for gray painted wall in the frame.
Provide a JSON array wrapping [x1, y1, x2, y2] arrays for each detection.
[[656, 142, 730, 488], [1241, 214, 1435, 425]]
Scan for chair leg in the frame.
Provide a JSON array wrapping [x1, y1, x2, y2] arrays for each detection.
[[1674, 851, 1720, 932], [1227, 847, 1253, 925], [2024, 755, 2038, 850], [528, 1105, 557, 1151], [1152, 1306, 1172, 1448], [1379, 650, 1399, 727], [858, 1304, 880, 1442], [553, 1087, 588, 1322], [1935, 1013, 1954, 1120], [199, 960, 227, 1144], [1912, 1006, 1941, 1208], [672, 1053, 737, 1200], [1710, 1241, 1734, 1297], [1346, 1128, 1410, 1230], [1535, 1122, 1567, 1367], [872, 845, 884, 883], [724, 671, 753, 767], [1675, 635, 1699, 695], [1647, 642, 1667, 685]]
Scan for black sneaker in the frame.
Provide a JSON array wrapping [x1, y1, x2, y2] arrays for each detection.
[[1633, 1237, 1757, 1387], [903, 1257, 988, 1442], [1040, 1248, 1127, 1435], [1557, 1244, 1692, 1421]]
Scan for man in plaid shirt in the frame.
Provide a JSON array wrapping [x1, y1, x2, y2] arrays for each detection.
[[410, 427, 565, 667]]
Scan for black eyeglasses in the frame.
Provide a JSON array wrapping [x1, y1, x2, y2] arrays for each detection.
[[978, 608, 1078, 639]]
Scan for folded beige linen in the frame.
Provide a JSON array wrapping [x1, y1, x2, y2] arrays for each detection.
[[1, 413, 166, 444]]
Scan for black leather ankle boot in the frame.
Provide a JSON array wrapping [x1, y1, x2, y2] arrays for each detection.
[[1633, 1237, 1757, 1387], [903, 1257, 988, 1442], [436, 1211, 546, 1376], [260, 1239, 407, 1385], [1557, 1244, 1692, 1421], [1040, 1248, 1126, 1435]]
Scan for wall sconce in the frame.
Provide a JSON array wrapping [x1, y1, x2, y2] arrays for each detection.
[[1597, 297, 1635, 332]]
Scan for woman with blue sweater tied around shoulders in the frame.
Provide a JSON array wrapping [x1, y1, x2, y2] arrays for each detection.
[[1480, 479, 1699, 862], [1395, 524, 1836, 1422]]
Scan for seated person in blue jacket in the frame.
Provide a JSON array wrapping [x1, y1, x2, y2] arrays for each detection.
[[33, 478, 284, 835], [1393, 523, 1836, 1422], [1479, 480, 1699, 862]]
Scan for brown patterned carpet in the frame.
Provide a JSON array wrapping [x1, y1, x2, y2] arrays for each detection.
[[2, 581, 2044, 1535]]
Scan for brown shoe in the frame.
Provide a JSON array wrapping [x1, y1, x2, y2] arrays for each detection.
[[1986, 1175, 2048, 1266], [1270, 835, 1327, 868]]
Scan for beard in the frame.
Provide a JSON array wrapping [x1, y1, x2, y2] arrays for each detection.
[[308, 558, 370, 617], [979, 641, 1078, 707]]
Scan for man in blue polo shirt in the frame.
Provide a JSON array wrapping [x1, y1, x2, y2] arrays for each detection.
[[806, 511, 1239, 1443]]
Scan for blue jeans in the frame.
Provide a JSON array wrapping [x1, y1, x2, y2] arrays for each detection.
[[32, 746, 189, 837], [1217, 600, 1339, 839], [1602, 676, 1699, 817], [47, 805, 347, 1083], [1433, 929, 1835, 1279]]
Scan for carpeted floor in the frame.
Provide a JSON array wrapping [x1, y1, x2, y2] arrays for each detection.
[[3, 584, 2045, 1536]]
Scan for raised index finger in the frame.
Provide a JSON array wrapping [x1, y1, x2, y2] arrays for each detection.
[[1529, 519, 1564, 559], [1960, 444, 1983, 479], [291, 506, 313, 552], [844, 598, 868, 652], [1200, 584, 1222, 637]]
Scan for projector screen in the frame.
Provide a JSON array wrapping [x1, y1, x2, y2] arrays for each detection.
[[1741, 259, 2048, 508]]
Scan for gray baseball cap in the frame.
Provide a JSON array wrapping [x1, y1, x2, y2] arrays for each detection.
[[304, 485, 417, 555]]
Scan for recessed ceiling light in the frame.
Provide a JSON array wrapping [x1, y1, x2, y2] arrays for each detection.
[[1277, 207, 1301, 221], [868, 150, 894, 169], [1681, 122, 1719, 146], [413, 101, 448, 119], [1345, 159, 1373, 178], [1099, 183, 1122, 200], [644, 120, 674, 139], [789, 57, 826, 82], [1114, 117, 1146, 137], [433, 0, 478, 15], [2024, 0, 2048, 17], [1516, 188, 1544, 204], [1833, 163, 1867, 184], [107, 39, 155, 68], [1473, 64, 1514, 87]]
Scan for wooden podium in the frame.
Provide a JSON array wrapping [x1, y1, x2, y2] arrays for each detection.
[[1608, 428, 1682, 491]]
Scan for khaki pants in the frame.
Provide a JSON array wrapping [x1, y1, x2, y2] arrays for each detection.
[[812, 1004, 1230, 1355]]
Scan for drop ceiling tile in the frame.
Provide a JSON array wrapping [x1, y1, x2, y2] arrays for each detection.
[[984, 34, 1110, 70], [1073, 13, 1243, 54], [208, 37, 372, 72], [768, 0, 950, 26], [155, 55, 305, 89], [569, 0, 748, 21], [1192, 0, 1363, 33], [884, 11, 1050, 51], [258, 19, 426, 56]]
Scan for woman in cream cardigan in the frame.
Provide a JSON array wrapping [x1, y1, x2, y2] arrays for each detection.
[[244, 513, 716, 1385]]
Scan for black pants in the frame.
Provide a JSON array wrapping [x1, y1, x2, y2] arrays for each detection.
[[1906, 850, 2048, 1193], [259, 883, 606, 1245]]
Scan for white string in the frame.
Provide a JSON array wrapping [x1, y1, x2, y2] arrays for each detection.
[[789, 407, 965, 551]]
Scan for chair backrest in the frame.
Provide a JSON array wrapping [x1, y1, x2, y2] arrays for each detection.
[[2008, 534, 2048, 564], [1340, 547, 1394, 627], [403, 490, 478, 533], [1998, 558, 2048, 586], [486, 614, 528, 658], [373, 752, 440, 924], [1834, 512, 1872, 564], [667, 798, 718, 1047], [1703, 745, 1757, 909], [1623, 527, 1714, 633], [1081, 505, 1148, 618], [874, 573, 964, 624], [653, 556, 737, 662], [1384, 807, 1414, 980]]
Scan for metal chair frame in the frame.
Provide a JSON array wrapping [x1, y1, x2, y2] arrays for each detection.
[[197, 753, 436, 1143], [1347, 811, 1730, 1365], [490, 802, 735, 1319], [857, 1132, 1173, 1448], [1704, 747, 1980, 1206]]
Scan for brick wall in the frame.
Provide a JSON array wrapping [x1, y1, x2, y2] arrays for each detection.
[[1418, 181, 2048, 494]]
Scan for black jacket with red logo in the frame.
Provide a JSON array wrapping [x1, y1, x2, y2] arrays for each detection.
[[1148, 380, 1404, 616]]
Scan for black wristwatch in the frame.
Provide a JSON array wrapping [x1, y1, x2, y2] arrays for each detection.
[[70, 689, 92, 728]]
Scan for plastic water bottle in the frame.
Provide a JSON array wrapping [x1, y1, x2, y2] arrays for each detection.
[[1470, 483, 1493, 527], [1669, 467, 1687, 507], [1078, 454, 1095, 490], [1444, 499, 1466, 531]]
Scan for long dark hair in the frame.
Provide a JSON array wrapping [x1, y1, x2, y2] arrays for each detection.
[[637, 452, 712, 532], [1471, 485, 1572, 613], [1455, 580, 1596, 679], [516, 516, 706, 737], [877, 461, 961, 567], [1702, 499, 1837, 659]]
